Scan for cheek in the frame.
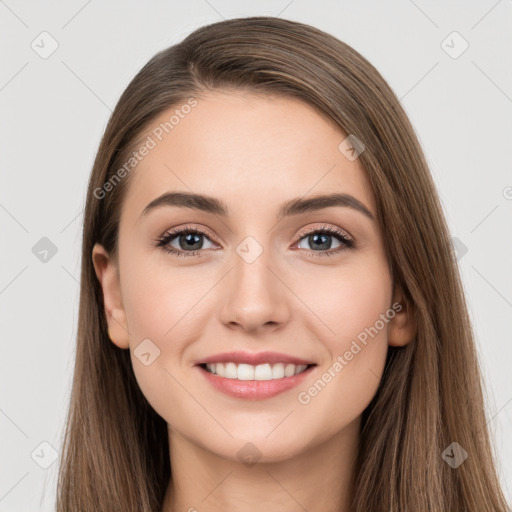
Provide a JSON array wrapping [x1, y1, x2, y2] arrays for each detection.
[[292, 256, 392, 349], [121, 253, 210, 344], [120, 259, 220, 410], [121, 263, 209, 420], [293, 259, 392, 431]]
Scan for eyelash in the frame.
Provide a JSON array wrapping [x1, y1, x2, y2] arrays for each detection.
[[155, 224, 355, 259]]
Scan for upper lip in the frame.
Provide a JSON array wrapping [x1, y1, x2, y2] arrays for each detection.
[[195, 351, 316, 366]]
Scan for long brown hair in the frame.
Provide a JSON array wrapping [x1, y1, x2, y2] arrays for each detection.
[[56, 16, 511, 511]]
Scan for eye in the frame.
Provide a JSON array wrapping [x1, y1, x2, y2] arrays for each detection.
[[156, 224, 355, 259], [294, 224, 354, 257], [156, 225, 216, 258]]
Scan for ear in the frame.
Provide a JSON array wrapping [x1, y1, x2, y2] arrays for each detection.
[[388, 285, 417, 347], [91, 243, 130, 349]]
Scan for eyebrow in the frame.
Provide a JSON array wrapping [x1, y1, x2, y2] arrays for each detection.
[[137, 191, 375, 223]]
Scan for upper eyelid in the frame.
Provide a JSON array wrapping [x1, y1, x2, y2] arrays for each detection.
[[296, 224, 352, 241]]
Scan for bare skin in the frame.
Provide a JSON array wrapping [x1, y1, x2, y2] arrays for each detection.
[[92, 90, 416, 511]]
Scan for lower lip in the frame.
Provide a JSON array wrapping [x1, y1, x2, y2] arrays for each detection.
[[196, 364, 316, 400]]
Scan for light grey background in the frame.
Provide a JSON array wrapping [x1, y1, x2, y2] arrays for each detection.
[[1, 0, 511, 509]]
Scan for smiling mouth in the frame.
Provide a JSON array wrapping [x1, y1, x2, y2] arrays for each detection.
[[198, 362, 317, 381]]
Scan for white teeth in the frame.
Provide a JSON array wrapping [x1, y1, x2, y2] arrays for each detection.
[[204, 362, 309, 380], [295, 364, 307, 375], [254, 363, 272, 380], [225, 362, 238, 379], [285, 363, 295, 377], [272, 363, 285, 379], [238, 363, 256, 381]]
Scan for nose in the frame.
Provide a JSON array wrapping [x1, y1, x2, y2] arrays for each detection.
[[219, 249, 290, 333]]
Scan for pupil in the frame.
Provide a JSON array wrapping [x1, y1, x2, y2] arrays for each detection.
[[180, 233, 202, 250], [310, 233, 331, 250]]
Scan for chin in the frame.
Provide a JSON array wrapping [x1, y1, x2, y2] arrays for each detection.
[[202, 429, 315, 465]]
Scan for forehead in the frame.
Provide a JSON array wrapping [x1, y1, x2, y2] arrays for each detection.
[[120, 90, 376, 225]]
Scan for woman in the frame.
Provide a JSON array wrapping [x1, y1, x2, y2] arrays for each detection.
[[56, 16, 511, 511]]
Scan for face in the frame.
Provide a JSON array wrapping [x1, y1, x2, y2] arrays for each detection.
[[93, 90, 414, 463]]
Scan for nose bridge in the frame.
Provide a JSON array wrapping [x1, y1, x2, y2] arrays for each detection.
[[218, 234, 289, 331]]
